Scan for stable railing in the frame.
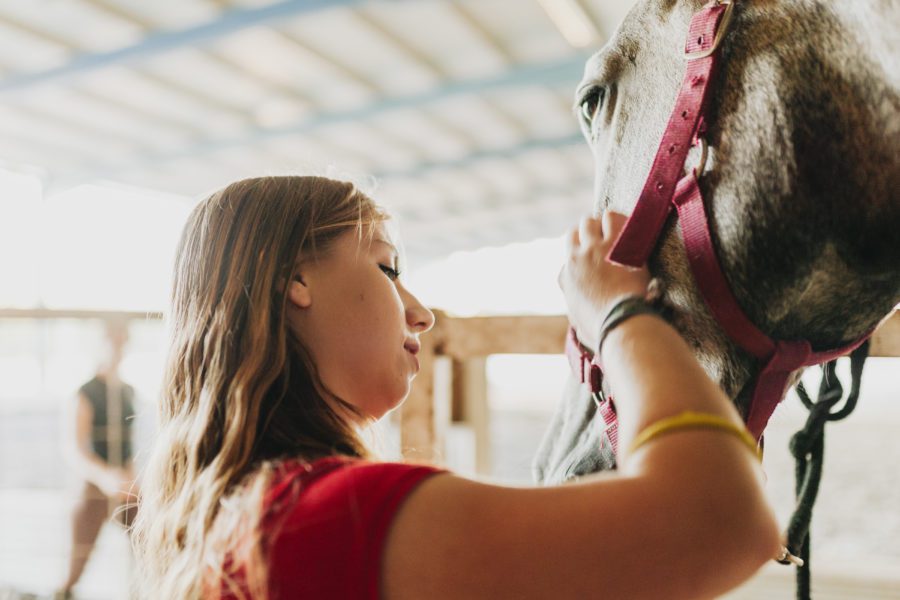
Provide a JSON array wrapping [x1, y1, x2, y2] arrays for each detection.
[[2, 307, 897, 471], [399, 310, 900, 469]]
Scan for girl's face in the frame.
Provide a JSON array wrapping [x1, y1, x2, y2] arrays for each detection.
[[287, 223, 435, 422]]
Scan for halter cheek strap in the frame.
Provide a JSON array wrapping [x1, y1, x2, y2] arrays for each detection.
[[607, 0, 732, 268]]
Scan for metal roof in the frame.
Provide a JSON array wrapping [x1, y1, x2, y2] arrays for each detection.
[[0, 0, 637, 262]]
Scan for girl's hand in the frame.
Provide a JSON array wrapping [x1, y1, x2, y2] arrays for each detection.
[[558, 211, 652, 350]]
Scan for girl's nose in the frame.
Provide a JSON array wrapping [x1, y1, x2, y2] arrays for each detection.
[[404, 289, 435, 334]]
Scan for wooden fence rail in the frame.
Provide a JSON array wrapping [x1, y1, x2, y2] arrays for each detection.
[[2, 307, 898, 471], [400, 310, 900, 468]]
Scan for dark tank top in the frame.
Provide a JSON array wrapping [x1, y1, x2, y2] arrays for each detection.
[[78, 376, 135, 465]]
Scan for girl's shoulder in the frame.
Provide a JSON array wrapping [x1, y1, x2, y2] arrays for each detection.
[[264, 455, 443, 517]]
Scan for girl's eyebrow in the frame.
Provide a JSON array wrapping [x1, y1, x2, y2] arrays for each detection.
[[374, 238, 399, 256], [373, 238, 401, 270]]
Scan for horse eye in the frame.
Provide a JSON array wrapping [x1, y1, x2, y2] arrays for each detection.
[[579, 87, 605, 124]]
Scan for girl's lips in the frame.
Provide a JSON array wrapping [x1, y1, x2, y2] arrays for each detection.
[[403, 341, 420, 355], [406, 349, 420, 373]]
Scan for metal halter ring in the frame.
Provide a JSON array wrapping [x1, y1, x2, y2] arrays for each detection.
[[694, 137, 709, 177], [685, 0, 736, 61]]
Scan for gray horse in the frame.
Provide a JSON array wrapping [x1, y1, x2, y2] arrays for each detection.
[[535, 0, 900, 484]]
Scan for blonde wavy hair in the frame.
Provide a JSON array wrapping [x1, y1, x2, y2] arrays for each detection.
[[132, 176, 387, 599]]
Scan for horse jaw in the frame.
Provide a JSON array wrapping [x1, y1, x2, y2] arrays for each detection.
[[580, 0, 900, 416]]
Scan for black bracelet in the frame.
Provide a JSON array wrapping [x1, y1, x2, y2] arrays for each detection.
[[597, 296, 663, 356]]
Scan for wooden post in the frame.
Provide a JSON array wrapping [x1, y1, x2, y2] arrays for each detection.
[[400, 312, 450, 462], [452, 357, 490, 474]]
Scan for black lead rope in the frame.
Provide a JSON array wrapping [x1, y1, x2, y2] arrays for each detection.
[[780, 340, 870, 600]]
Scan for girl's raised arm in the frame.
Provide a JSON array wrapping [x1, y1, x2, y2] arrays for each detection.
[[382, 213, 780, 600]]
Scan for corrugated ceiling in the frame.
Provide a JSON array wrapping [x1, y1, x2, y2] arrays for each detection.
[[0, 0, 638, 261]]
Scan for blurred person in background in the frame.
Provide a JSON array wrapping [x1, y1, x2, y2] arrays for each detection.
[[56, 318, 139, 600]]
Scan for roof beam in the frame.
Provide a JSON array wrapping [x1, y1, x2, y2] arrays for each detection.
[[0, 0, 370, 95], [373, 132, 583, 180], [58, 55, 586, 181]]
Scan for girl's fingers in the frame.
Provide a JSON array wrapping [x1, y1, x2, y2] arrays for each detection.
[[602, 210, 628, 238], [579, 216, 603, 245], [566, 226, 580, 254]]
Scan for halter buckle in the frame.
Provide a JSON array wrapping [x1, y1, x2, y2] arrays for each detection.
[[685, 0, 736, 61]]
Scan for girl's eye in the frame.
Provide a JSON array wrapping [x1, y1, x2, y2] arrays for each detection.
[[379, 264, 401, 281]]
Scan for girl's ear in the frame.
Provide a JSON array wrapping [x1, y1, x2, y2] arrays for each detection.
[[287, 273, 312, 309]]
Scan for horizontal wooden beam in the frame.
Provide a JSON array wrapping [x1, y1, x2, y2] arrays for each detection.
[[437, 313, 569, 358], [870, 310, 900, 358], [0, 308, 162, 321], [435, 310, 900, 359]]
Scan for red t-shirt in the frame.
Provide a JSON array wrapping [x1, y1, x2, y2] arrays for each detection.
[[221, 456, 443, 599]]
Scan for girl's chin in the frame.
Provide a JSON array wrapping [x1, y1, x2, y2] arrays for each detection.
[[383, 393, 411, 419], [353, 399, 405, 424], [347, 380, 411, 422]]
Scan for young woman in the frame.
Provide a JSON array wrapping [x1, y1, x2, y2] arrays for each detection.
[[132, 176, 780, 599]]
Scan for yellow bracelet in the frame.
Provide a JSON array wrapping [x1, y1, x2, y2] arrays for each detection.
[[629, 411, 762, 461]]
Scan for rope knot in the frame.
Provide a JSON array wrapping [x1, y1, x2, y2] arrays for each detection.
[[788, 429, 818, 459]]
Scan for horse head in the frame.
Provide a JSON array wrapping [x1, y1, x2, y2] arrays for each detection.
[[576, 0, 900, 414]]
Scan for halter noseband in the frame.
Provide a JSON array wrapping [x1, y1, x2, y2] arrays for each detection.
[[566, 0, 872, 452]]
